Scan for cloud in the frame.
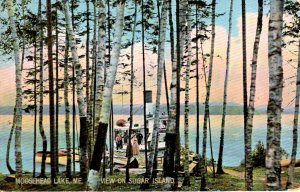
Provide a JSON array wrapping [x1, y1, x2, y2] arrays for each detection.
[[0, 11, 298, 111]]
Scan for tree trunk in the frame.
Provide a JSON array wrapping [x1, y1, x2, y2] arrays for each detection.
[[141, 0, 148, 170], [85, 0, 90, 154], [286, 40, 300, 189], [126, 0, 137, 183], [217, 0, 234, 175], [55, 5, 60, 174], [62, 0, 88, 182], [38, 0, 47, 178], [183, 5, 192, 186], [109, 103, 114, 175], [94, 0, 107, 138], [87, 0, 98, 160], [108, 0, 113, 176], [6, 0, 23, 179], [195, 2, 200, 157], [163, 0, 176, 177], [87, 1, 125, 190], [143, 0, 168, 186], [71, 0, 77, 177], [33, 31, 38, 178], [245, 0, 263, 190], [266, 0, 284, 190], [201, 0, 216, 190], [242, 1, 249, 186], [174, 0, 182, 189], [47, 0, 57, 184], [64, 33, 72, 179], [6, 106, 16, 174], [242, 1, 248, 174]]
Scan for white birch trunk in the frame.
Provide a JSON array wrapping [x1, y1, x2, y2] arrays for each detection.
[[217, 0, 233, 175], [201, 0, 216, 189], [94, 0, 106, 129], [62, 0, 88, 182], [183, 6, 192, 185], [245, 0, 263, 189], [266, 0, 284, 190], [87, 1, 125, 190], [6, 0, 23, 178], [62, 0, 86, 117], [144, 0, 168, 182], [64, 35, 72, 178]]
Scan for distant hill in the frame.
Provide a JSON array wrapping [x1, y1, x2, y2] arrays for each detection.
[[0, 102, 268, 115]]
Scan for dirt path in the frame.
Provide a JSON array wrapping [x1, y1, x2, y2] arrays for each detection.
[[222, 168, 244, 179]]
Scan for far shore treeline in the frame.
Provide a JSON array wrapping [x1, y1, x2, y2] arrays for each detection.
[[0, 103, 273, 115]]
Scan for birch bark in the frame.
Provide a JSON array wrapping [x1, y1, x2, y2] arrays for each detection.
[[6, 0, 23, 179], [87, 1, 125, 190], [64, 34, 72, 179], [94, 0, 106, 138], [62, 0, 88, 182], [266, 0, 284, 190], [38, 0, 47, 177], [183, 5, 192, 186], [245, 0, 263, 189], [143, 0, 168, 185], [217, 0, 233, 175], [201, 0, 216, 190]]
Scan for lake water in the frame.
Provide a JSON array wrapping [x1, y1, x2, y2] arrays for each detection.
[[0, 114, 298, 174]]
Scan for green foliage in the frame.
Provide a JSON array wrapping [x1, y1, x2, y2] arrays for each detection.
[[251, 141, 266, 167], [251, 140, 289, 167]]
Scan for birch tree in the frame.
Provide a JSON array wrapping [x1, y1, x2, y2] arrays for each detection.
[[6, 0, 23, 179], [201, 0, 216, 190], [245, 0, 263, 190], [143, 0, 168, 186], [266, 0, 284, 190], [94, 0, 106, 138], [6, 106, 16, 174], [217, 0, 233, 175], [87, 0, 98, 158], [87, 1, 125, 190], [183, 4, 192, 186], [64, 33, 72, 179], [62, 0, 89, 182]]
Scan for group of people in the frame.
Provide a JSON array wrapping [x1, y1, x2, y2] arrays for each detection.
[[115, 131, 144, 156]]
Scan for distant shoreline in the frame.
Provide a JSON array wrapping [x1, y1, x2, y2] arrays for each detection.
[[0, 103, 296, 115]]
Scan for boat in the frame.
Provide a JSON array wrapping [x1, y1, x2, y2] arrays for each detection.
[[114, 90, 167, 152]]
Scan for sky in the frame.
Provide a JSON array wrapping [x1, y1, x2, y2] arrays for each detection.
[[0, 0, 299, 110]]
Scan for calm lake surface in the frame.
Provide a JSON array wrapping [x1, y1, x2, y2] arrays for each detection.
[[0, 114, 298, 174]]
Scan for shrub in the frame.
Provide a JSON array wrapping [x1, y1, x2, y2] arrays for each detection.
[[251, 141, 266, 167], [250, 140, 289, 167]]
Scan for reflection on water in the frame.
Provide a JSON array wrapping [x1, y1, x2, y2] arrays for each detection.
[[0, 114, 298, 174]]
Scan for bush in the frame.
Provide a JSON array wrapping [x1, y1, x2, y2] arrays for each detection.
[[250, 140, 289, 167], [251, 141, 266, 167]]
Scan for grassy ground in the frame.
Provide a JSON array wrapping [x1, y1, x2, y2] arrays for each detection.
[[1, 167, 300, 191]]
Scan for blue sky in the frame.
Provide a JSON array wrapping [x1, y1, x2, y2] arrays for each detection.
[[215, 0, 264, 36]]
